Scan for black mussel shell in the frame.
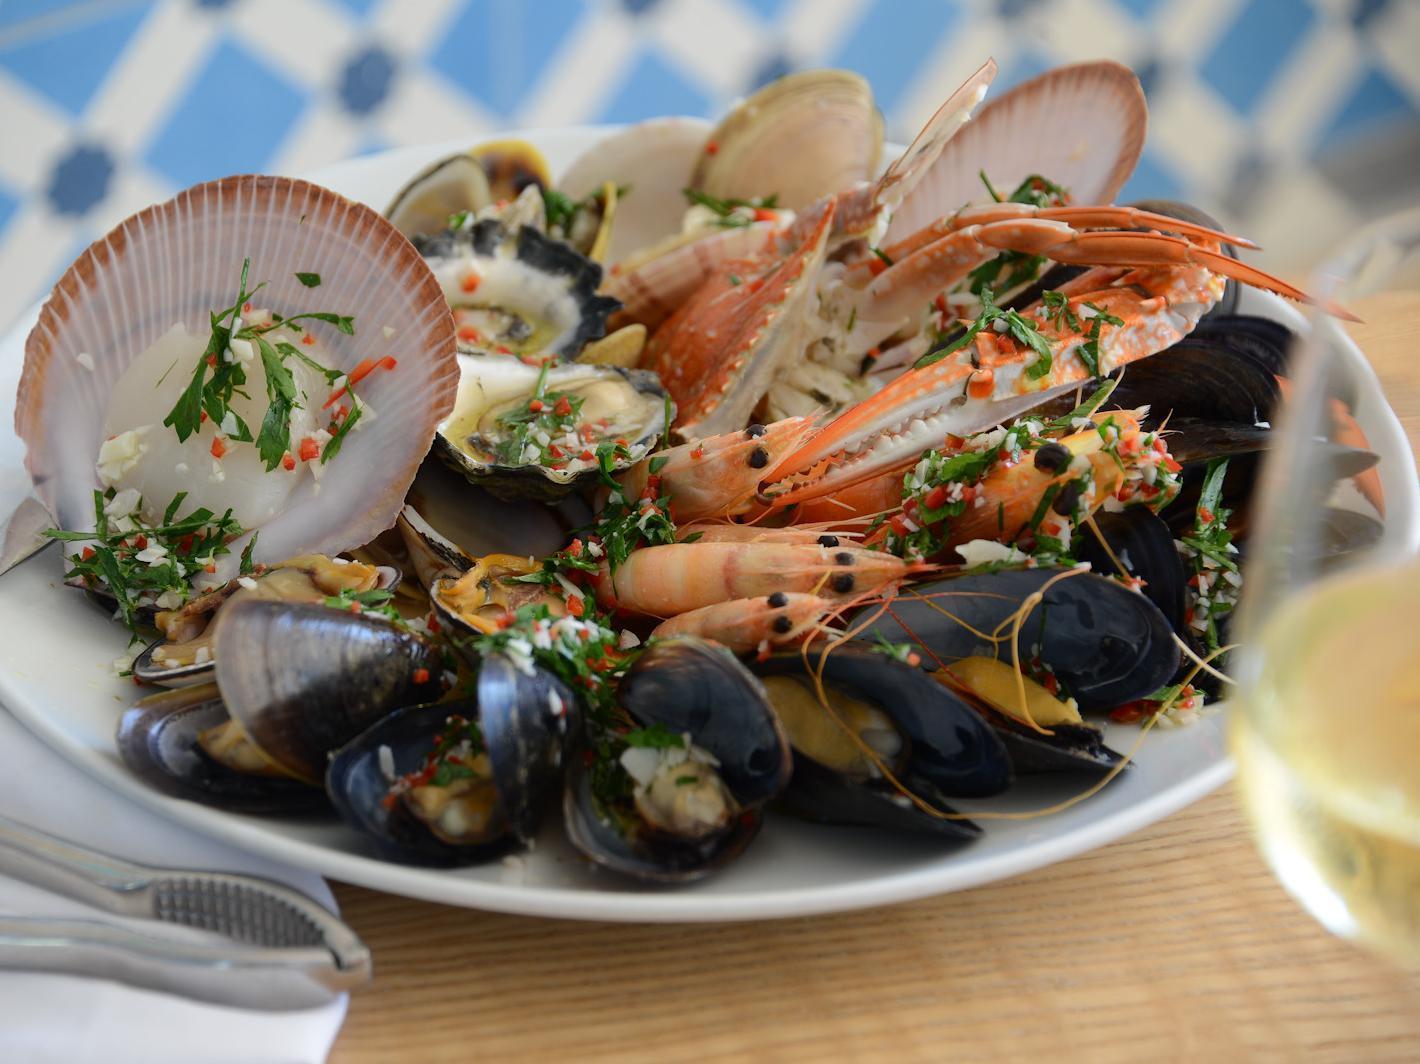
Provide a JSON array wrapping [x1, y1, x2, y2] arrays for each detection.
[[617, 638, 792, 806], [859, 568, 1179, 711], [1191, 314, 1295, 380], [326, 702, 512, 867], [1109, 339, 1281, 427], [77, 582, 160, 629], [561, 759, 764, 883], [776, 757, 980, 841], [1076, 507, 1187, 632], [214, 599, 443, 784], [478, 653, 580, 841], [988, 717, 1124, 776], [1162, 419, 1272, 468], [1126, 200, 1239, 320], [116, 685, 329, 815], [753, 644, 1012, 800], [326, 655, 576, 867], [563, 637, 791, 882], [1315, 506, 1385, 562]]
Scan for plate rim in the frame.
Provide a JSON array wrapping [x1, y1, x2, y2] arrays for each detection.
[[1, 128, 1415, 922]]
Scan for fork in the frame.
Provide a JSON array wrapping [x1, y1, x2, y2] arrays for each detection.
[[0, 813, 371, 1010]]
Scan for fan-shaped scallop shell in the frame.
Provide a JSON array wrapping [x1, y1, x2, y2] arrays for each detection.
[[17, 174, 458, 578], [886, 61, 1147, 244]]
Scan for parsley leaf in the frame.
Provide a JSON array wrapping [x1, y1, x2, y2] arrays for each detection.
[[295, 272, 321, 288]]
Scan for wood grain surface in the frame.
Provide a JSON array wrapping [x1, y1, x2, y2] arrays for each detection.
[[328, 293, 1420, 1063]]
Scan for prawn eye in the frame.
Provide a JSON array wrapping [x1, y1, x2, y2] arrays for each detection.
[[833, 551, 854, 566], [1033, 442, 1071, 474], [745, 424, 768, 438], [747, 446, 770, 468], [831, 573, 854, 593], [767, 591, 789, 608], [772, 614, 793, 634], [816, 535, 839, 547]]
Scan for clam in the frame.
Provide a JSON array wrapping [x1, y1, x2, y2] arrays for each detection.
[[689, 69, 883, 211], [19, 175, 458, 595], [434, 353, 670, 500], [886, 60, 1147, 245], [414, 218, 620, 361], [563, 638, 792, 882], [131, 554, 400, 688], [386, 152, 494, 239], [325, 654, 577, 866], [116, 598, 442, 810], [558, 117, 712, 264], [752, 644, 1010, 840]]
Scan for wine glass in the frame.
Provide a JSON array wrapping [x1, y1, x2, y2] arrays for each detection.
[[1230, 206, 1420, 965]]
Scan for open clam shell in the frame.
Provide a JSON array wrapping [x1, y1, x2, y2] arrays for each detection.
[[689, 69, 882, 210], [18, 175, 459, 582], [386, 152, 494, 239], [559, 117, 712, 265], [886, 61, 1147, 244]]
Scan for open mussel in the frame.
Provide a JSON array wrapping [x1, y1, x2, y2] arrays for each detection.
[[414, 218, 619, 361], [131, 555, 400, 688], [325, 654, 576, 866], [752, 644, 1011, 841], [859, 568, 1179, 774], [563, 638, 791, 882], [435, 353, 670, 500], [117, 598, 443, 811]]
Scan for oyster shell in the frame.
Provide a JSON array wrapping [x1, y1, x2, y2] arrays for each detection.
[[435, 353, 670, 500], [414, 218, 620, 361]]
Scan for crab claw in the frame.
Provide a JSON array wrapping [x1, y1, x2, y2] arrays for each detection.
[[646, 200, 837, 440]]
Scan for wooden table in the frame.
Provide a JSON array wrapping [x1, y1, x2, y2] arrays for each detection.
[[329, 293, 1420, 1063]]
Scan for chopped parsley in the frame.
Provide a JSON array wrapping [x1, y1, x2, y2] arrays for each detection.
[[980, 171, 1070, 209], [1178, 458, 1239, 655], [384, 715, 486, 805], [914, 286, 1055, 380], [323, 585, 402, 622], [963, 173, 1070, 298], [492, 361, 586, 467], [162, 258, 362, 470], [624, 723, 684, 750], [682, 188, 779, 228], [43, 489, 244, 633]]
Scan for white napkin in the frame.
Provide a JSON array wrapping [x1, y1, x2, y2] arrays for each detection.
[[0, 708, 348, 1064]]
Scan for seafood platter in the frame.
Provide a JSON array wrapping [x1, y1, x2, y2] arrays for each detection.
[[0, 59, 1414, 920]]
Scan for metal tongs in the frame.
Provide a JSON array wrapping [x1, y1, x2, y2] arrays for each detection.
[[0, 813, 371, 1010]]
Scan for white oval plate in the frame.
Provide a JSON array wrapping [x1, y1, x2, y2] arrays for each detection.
[[1, 129, 1416, 922]]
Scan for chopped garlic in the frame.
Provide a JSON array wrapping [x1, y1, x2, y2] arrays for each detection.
[[76, 351, 95, 372], [97, 430, 151, 487], [955, 539, 1030, 568]]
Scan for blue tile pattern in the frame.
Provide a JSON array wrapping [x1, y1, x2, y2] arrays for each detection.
[[0, 3, 148, 114], [46, 144, 113, 216], [429, 0, 592, 119], [144, 37, 306, 188], [0, 0, 1415, 336], [1199, 0, 1316, 115]]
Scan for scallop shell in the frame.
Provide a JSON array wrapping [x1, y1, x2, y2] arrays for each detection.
[[17, 174, 458, 580], [689, 70, 882, 210], [559, 117, 712, 265], [886, 61, 1147, 244]]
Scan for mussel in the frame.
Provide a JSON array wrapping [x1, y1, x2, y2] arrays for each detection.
[[325, 654, 576, 866], [414, 219, 619, 362], [434, 353, 670, 500], [563, 638, 791, 882], [752, 644, 1010, 841], [116, 598, 443, 811], [131, 554, 400, 687]]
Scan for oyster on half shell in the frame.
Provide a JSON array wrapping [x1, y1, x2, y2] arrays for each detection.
[[435, 354, 671, 500]]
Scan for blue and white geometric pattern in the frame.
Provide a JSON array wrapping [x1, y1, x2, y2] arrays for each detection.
[[0, 0, 1416, 334]]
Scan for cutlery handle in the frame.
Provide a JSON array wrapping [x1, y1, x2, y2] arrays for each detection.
[[0, 917, 349, 1011], [0, 813, 153, 915]]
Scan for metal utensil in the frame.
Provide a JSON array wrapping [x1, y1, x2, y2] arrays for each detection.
[[0, 813, 371, 1010], [0, 496, 54, 577]]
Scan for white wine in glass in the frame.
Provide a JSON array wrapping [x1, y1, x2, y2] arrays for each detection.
[[1231, 210, 1420, 965]]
